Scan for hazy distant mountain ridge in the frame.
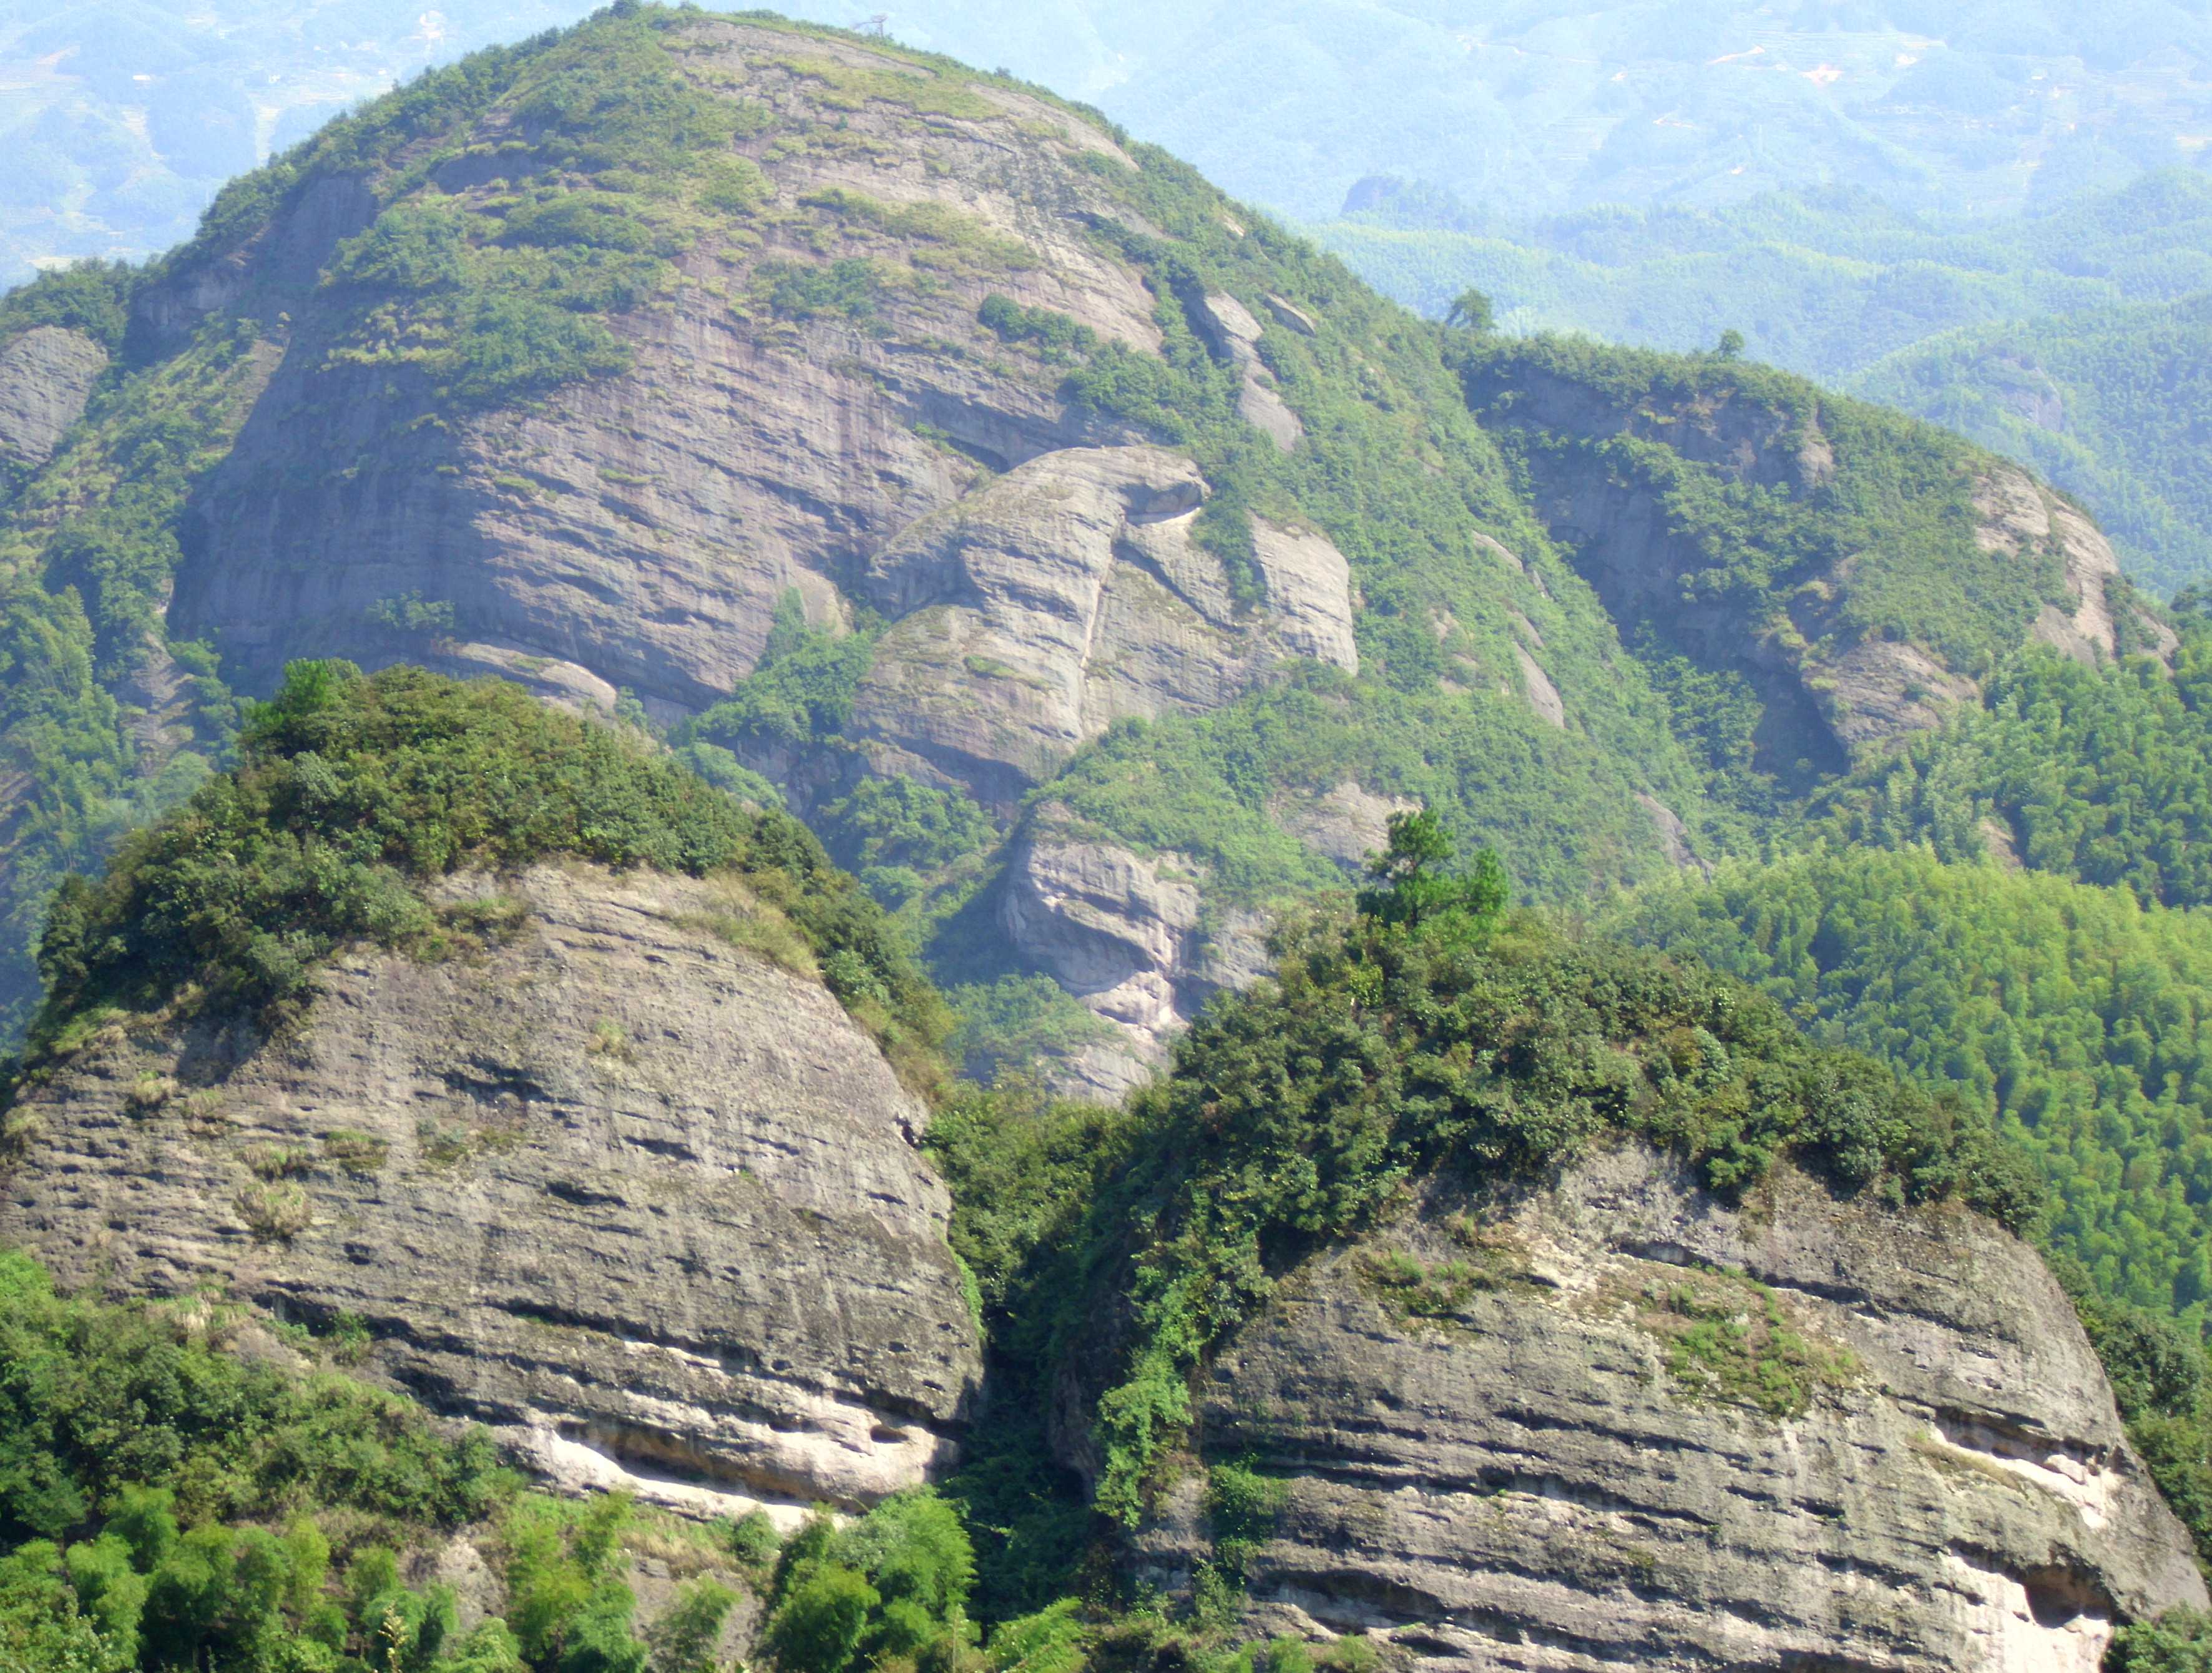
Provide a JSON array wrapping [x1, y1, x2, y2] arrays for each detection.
[[1318, 168, 2212, 589], [17, 0, 2212, 280]]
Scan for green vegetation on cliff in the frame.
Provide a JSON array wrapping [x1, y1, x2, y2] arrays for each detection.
[[1856, 295, 2212, 596], [965, 824, 2038, 1528], [0, 1239, 1002, 1673], [0, 1, 1777, 1062], [682, 76, 1731, 918], [0, 1249, 519, 1672], [1017, 149, 1723, 900], [1459, 331, 2077, 810], [0, 263, 134, 360], [0, 696, 2202, 1659], [292, 11, 754, 408], [0, 300, 267, 1043], [1472, 335, 2064, 675], [1807, 631, 2212, 910], [0, 2, 2205, 1665], [1622, 848, 2212, 1323], [27, 660, 944, 1077], [1318, 169, 2212, 594]]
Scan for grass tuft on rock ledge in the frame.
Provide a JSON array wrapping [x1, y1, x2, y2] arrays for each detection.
[[23, 660, 947, 1083]]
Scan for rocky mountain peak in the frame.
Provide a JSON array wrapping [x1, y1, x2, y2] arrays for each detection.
[[1162, 1146, 2207, 1671], [0, 6, 2180, 1094]]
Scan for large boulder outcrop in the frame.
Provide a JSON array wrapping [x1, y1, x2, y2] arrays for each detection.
[[854, 445, 1355, 808], [996, 803, 1280, 1094], [0, 863, 981, 1522], [1132, 1146, 2207, 1671]]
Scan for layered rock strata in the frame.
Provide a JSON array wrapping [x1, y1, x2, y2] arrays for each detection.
[[0, 864, 981, 1521], [1135, 1146, 2207, 1671]]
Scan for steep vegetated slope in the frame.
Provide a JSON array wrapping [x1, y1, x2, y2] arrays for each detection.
[[1611, 617, 2212, 1330], [5, 7, 2212, 1673], [0, 4, 2155, 1095], [4, 693, 2209, 1669], [1808, 615, 2212, 910], [1625, 848, 2212, 1322], [1459, 333, 2163, 818], [1857, 293, 2212, 596], [0, 658, 1012, 1670]]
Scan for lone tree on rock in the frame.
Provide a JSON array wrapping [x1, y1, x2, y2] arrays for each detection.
[[1445, 288, 1495, 333], [1358, 807, 1508, 944]]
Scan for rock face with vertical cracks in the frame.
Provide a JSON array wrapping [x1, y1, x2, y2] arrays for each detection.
[[0, 326, 107, 468], [1128, 1146, 2207, 1672], [0, 863, 981, 1520]]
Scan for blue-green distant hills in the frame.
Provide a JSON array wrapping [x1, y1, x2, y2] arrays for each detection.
[[21, 0, 2212, 274], [1318, 169, 2212, 591]]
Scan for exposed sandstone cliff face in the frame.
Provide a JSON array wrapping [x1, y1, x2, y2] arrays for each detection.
[[0, 863, 981, 1521], [1974, 466, 2177, 666], [852, 444, 1355, 810], [159, 24, 1175, 719], [1128, 1146, 2206, 1671], [993, 801, 1286, 1091], [1467, 364, 2169, 773], [0, 326, 107, 469]]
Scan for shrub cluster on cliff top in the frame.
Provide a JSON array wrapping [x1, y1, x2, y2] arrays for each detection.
[[27, 660, 945, 1071], [1074, 912, 2041, 1520], [926, 817, 2042, 1531]]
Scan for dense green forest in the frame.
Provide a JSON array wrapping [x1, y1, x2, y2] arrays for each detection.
[[1603, 619, 2212, 1333], [1622, 849, 2212, 1321]]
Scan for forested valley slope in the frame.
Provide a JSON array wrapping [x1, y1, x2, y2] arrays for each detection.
[[0, 7, 2209, 1672]]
